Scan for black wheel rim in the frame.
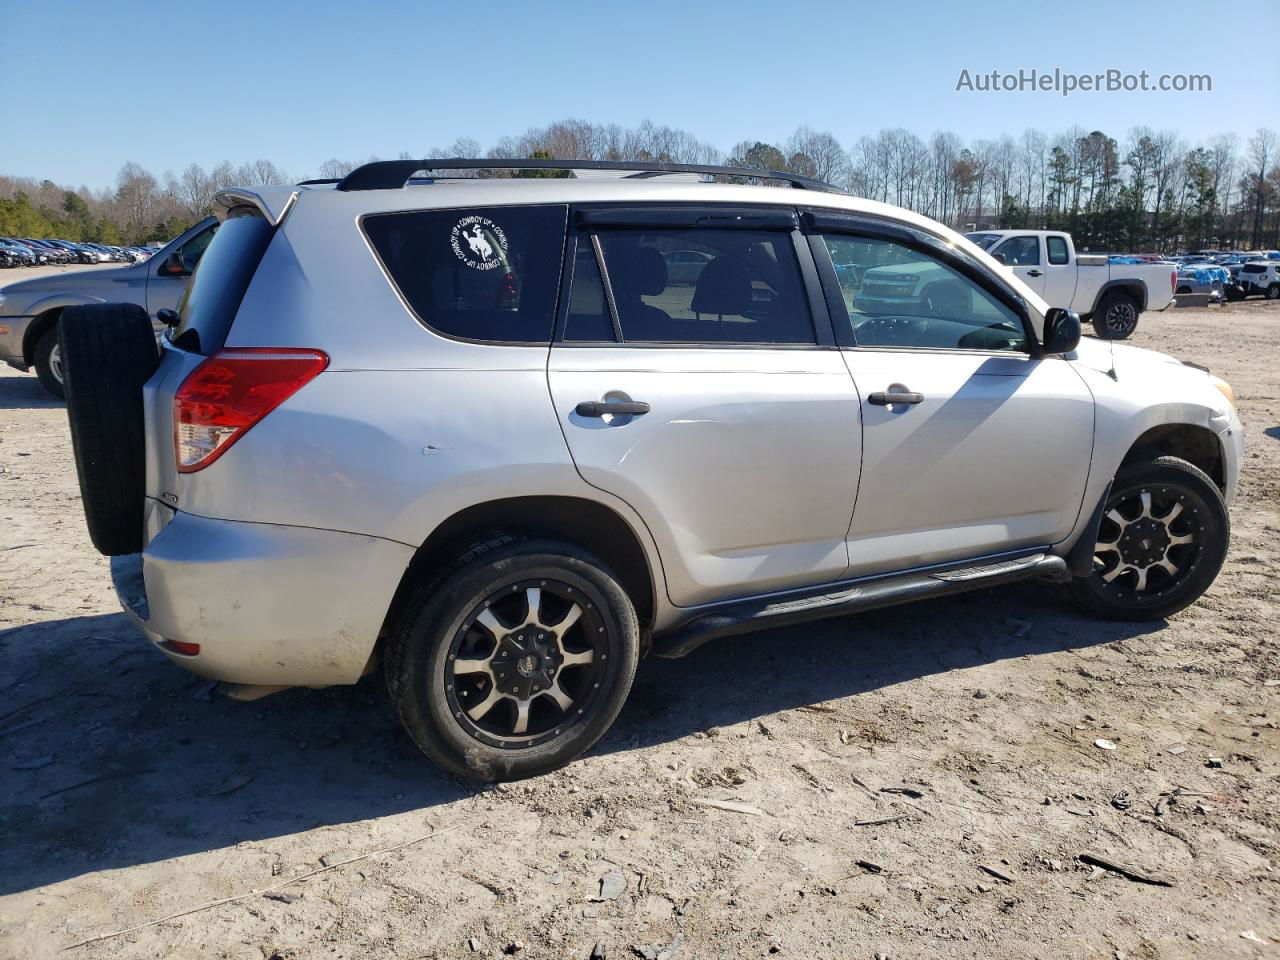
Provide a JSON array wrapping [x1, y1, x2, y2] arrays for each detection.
[[444, 577, 613, 749], [1105, 302, 1136, 334], [1092, 484, 1204, 604]]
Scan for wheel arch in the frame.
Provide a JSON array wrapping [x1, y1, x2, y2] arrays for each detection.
[[1092, 280, 1147, 314], [21, 295, 103, 364], [381, 495, 660, 643], [1122, 423, 1226, 493]]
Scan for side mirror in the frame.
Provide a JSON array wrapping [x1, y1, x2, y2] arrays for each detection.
[[160, 251, 187, 276], [156, 308, 179, 328], [991, 252, 1007, 265], [1042, 307, 1081, 355]]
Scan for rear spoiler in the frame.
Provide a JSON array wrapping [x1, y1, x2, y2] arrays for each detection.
[[212, 187, 298, 226]]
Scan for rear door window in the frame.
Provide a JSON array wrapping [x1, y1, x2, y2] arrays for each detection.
[[363, 205, 568, 343], [571, 228, 814, 345], [1046, 236, 1070, 265]]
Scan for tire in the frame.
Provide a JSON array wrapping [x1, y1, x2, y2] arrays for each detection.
[[1266, 285, 1280, 301], [1066, 455, 1228, 621], [1091, 291, 1140, 340], [33, 325, 65, 399], [59, 303, 160, 556], [386, 537, 640, 781]]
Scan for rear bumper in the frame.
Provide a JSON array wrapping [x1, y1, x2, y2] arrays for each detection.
[[112, 511, 414, 686], [0, 315, 34, 367]]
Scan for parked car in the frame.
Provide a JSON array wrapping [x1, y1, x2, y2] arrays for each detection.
[[55, 161, 1241, 782], [1229, 261, 1280, 299], [662, 249, 713, 285], [1176, 263, 1232, 302], [0, 216, 217, 397], [7, 239, 52, 265], [41, 239, 96, 264], [962, 231, 1176, 339], [0, 239, 38, 267]]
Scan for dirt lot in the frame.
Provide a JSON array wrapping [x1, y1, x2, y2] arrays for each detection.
[[1, 279, 1277, 960]]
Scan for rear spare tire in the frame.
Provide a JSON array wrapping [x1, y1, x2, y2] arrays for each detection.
[[59, 303, 160, 556]]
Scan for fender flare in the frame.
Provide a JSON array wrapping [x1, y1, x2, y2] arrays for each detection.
[[1090, 279, 1147, 316]]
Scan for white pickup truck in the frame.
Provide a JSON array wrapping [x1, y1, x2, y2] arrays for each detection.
[[964, 230, 1177, 339]]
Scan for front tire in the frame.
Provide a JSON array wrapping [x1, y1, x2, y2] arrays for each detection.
[[1066, 455, 1228, 621], [1092, 291, 1140, 340], [386, 538, 640, 781], [33, 326, 65, 399]]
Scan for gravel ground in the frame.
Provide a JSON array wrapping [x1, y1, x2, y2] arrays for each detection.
[[0, 276, 1276, 960]]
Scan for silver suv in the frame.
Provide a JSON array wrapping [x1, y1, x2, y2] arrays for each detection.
[[57, 160, 1244, 781]]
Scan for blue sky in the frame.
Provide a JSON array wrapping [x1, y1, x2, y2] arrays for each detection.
[[5, 0, 1277, 189]]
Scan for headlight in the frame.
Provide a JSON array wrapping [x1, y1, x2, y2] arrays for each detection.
[[1209, 374, 1237, 412]]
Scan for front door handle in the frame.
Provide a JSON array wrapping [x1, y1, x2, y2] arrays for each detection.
[[575, 400, 651, 417], [867, 385, 924, 406], [1025, 268, 1044, 277]]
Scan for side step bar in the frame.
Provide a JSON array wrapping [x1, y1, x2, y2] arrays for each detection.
[[651, 552, 1068, 659]]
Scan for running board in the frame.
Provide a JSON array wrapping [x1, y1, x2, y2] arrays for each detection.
[[651, 553, 1068, 659]]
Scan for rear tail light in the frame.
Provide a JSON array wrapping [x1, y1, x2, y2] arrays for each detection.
[[174, 347, 328, 473], [1171, 269, 1177, 293]]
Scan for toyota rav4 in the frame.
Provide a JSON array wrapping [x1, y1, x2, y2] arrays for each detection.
[[57, 159, 1243, 781]]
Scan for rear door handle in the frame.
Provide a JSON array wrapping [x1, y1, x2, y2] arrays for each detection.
[[1026, 269, 1044, 277], [867, 385, 924, 406], [575, 400, 651, 417]]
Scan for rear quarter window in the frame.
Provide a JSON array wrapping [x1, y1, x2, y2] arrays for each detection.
[[363, 205, 568, 343]]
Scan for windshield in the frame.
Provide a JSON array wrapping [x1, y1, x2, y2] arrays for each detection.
[[965, 233, 1002, 251]]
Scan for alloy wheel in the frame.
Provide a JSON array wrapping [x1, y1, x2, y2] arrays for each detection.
[[1105, 301, 1137, 335], [49, 342, 64, 384], [444, 578, 611, 749], [1093, 485, 1202, 598]]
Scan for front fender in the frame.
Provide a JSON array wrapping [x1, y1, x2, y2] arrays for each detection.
[[1058, 359, 1238, 559]]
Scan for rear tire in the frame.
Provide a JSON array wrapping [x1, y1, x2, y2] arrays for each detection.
[[59, 303, 160, 556], [33, 325, 65, 399], [1266, 284, 1279, 300], [386, 538, 640, 781], [1066, 455, 1228, 621], [1091, 291, 1140, 340]]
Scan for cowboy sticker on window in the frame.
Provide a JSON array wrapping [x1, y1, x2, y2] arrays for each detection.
[[451, 215, 508, 271]]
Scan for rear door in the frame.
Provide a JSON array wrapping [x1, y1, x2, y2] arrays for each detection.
[[547, 207, 862, 607], [808, 212, 1094, 575], [144, 220, 219, 321]]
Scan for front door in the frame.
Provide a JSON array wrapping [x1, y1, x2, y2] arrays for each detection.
[[990, 234, 1046, 296], [548, 213, 862, 607], [813, 223, 1094, 575], [145, 221, 218, 320]]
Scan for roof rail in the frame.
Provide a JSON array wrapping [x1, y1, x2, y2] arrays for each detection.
[[334, 158, 846, 194]]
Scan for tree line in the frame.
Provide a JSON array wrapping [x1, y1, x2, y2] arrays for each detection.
[[2, 120, 1276, 252]]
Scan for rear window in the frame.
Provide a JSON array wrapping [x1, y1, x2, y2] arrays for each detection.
[[1242, 264, 1265, 274], [172, 215, 269, 354], [965, 233, 1001, 251], [363, 205, 568, 343]]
